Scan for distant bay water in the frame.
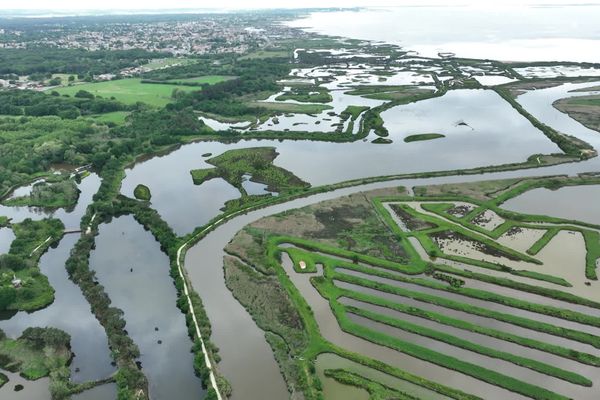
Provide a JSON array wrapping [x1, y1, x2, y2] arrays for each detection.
[[287, 5, 600, 63]]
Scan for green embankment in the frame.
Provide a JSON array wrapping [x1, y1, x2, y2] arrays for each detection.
[[316, 277, 572, 400], [404, 133, 445, 143]]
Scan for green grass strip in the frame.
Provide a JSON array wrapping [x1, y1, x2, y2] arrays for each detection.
[[346, 306, 592, 386], [331, 304, 570, 400], [332, 250, 600, 329], [583, 230, 600, 280], [333, 272, 600, 349], [434, 264, 600, 310], [341, 288, 600, 367], [272, 236, 423, 275], [527, 228, 561, 255]]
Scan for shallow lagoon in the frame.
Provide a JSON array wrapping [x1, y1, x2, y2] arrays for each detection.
[[89, 216, 204, 400], [502, 185, 600, 226], [122, 88, 561, 234]]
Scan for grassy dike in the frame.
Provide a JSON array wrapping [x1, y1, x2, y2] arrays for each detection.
[[372, 197, 600, 322], [381, 199, 600, 300], [338, 287, 600, 367], [172, 168, 598, 400], [494, 86, 596, 158], [247, 234, 480, 400], [334, 271, 600, 349], [345, 305, 591, 386], [313, 275, 572, 400], [222, 176, 600, 400], [380, 175, 600, 282], [327, 259, 600, 368]]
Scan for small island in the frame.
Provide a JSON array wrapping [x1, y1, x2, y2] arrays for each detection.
[[404, 133, 446, 143], [134, 184, 152, 201]]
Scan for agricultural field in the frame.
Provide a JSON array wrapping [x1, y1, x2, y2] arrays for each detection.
[[225, 174, 600, 400]]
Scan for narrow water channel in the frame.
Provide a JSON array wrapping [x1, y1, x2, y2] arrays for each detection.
[[89, 216, 204, 400]]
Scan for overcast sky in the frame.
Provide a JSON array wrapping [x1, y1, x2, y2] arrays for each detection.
[[7, 0, 600, 10]]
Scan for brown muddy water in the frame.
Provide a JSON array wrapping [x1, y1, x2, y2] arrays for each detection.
[[336, 268, 600, 337], [315, 352, 451, 400], [335, 280, 599, 356], [277, 254, 530, 400], [342, 298, 599, 399]]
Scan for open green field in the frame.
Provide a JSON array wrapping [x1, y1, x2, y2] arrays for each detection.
[[51, 78, 222, 107], [165, 75, 236, 85]]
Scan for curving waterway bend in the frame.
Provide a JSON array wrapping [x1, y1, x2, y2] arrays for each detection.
[[184, 81, 600, 400]]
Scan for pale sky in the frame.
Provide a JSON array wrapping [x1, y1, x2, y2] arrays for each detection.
[[4, 0, 600, 11]]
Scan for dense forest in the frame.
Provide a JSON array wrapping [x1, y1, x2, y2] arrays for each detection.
[[0, 106, 213, 196], [168, 58, 291, 116], [0, 90, 131, 119]]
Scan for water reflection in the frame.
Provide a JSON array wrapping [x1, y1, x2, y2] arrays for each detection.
[[502, 185, 600, 226], [0, 227, 15, 254], [0, 235, 115, 383], [0, 370, 49, 400], [89, 216, 204, 399], [0, 173, 101, 228]]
